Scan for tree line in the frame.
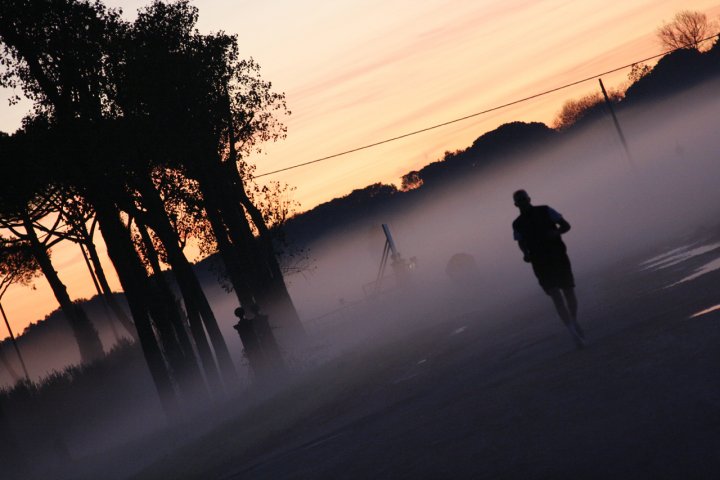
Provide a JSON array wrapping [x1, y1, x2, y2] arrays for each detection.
[[0, 0, 303, 416]]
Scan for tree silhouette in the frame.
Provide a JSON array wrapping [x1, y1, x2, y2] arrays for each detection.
[[0, 237, 40, 382], [657, 10, 719, 51], [552, 89, 622, 131], [627, 63, 652, 84], [118, 1, 303, 339], [96, 1, 244, 391], [0, 128, 105, 364], [400, 171, 424, 192], [1, 0, 304, 407], [124, 184, 229, 392], [49, 194, 138, 340], [0, 0, 188, 414]]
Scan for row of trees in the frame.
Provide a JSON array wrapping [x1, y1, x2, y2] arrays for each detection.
[[0, 0, 302, 415]]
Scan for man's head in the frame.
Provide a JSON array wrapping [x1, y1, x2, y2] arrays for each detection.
[[513, 189, 531, 209]]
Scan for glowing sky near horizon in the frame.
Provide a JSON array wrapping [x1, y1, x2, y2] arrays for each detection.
[[1, 0, 719, 338]]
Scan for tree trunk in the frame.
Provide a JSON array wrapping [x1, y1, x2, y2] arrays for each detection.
[[84, 236, 138, 341], [136, 222, 209, 402], [227, 163, 304, 336], [91, 197, 178, 417], [198, 172, 257, 309], [136, 178, 237, 390], [194, 175, 282, 379], [21, 213, 104, 364], [79, 242, 121, 343], [214, 161, 304, 337], [221, 102, 304, 336], [138, 222, 223, 394]]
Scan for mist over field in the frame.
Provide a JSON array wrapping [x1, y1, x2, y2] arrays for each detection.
[[288, 77, 720, 334], [3, 77, 720, 479]]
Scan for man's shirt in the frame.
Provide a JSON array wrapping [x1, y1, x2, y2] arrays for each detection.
[[512, 205, 567, 256]]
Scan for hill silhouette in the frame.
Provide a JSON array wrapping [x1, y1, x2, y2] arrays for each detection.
[[0, 293, 132, 386], [411, 121, 556, 189], [280, 121, 557, 246], [625, 43, 720, 103]]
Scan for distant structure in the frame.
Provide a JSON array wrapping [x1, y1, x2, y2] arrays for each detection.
[[364, 224, 416, 297]]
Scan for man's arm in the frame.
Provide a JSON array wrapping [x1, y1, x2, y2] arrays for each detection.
[[548, 207, 571, 234], [513, 226, 532, 262]]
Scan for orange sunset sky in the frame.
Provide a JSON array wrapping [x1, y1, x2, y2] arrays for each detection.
[[1, 0, 719, 338]]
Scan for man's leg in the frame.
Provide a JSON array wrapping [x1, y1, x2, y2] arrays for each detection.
[[562, 288, 584, 338], [562, 288, 578, 321], [549, 288, 584, 349], [547, 288, 570, 324]]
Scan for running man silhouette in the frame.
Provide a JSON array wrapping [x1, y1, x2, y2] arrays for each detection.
[[512, 189, 585, 348]]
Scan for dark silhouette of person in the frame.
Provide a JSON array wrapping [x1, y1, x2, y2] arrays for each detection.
[[512, 189, 585, 348]]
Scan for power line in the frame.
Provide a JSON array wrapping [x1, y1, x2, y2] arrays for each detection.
[[255, 35, 720, 178]]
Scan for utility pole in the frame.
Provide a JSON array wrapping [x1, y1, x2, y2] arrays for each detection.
[[599, 78, 635, 170]]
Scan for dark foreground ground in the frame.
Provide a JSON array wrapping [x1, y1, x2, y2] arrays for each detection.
[[120, 236, 720, 480]]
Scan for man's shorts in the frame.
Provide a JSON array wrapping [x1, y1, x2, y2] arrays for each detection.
[[531, 252, 575, 293]]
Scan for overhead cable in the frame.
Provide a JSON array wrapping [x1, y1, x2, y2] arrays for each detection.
[[255, 35, 720, 178]]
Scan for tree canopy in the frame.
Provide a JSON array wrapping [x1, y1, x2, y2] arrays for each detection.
[[657, 10, 719, 52]]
